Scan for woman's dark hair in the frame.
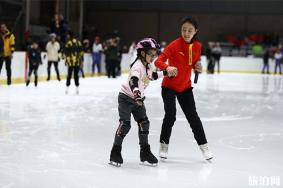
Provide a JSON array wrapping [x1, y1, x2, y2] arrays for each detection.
[[180, 16, 198, 30], [180, 16, 199, 41]]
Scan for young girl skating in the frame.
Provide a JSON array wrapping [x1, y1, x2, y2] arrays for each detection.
[[109, 38, 176, 167]]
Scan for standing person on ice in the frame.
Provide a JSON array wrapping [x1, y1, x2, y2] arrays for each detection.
[[64, 31, 83, 95], [109, 38, 177, 167], [46, 33, 61, 81], [155, 16, 213, 160], [26, 41, 42, 87]]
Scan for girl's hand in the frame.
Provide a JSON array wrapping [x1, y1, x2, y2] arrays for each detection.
[[194, 61, 202, 73]]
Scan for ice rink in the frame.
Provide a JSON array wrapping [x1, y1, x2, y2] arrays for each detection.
[[0, 73, 282, 188]]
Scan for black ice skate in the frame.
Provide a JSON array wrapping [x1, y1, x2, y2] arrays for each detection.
[[26, 80, 30, 86], [109, 145, 123, 167], [140, 144, 158, 166]]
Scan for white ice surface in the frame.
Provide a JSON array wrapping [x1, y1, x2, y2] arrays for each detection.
[[0, 73, 282, 188]]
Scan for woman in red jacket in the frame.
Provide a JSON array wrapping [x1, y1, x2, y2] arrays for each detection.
[[155, 16, 213, 160]]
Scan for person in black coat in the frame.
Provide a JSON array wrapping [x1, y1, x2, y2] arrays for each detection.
[[104, 38, 120, 78], [26, 41, 42, 87], [262, 48, 270, 74], [206, 44, 214, 74]]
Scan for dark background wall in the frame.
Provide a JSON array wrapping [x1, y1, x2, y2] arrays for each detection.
[[84, 0, 283, 46], [1, 0, 283, 49]]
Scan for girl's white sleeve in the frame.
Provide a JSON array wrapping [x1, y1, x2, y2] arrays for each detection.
[[157, 71, 164, 79], [129, 65, 141, 80]]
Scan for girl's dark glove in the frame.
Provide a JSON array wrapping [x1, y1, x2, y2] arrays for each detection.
[[133, 88, 144, 106]]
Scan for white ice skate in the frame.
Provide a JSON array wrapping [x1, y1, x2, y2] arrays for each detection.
[[65, 87, 69, 94], [199, 143, 213, 160], [76, 87, 79, 95], [159, 142, 168, 159]]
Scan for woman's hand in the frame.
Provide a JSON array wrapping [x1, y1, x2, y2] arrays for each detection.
[[166, 66, 178, 77], [194, 61, 202, 73]]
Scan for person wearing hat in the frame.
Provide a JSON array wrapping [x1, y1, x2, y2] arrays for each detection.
[[109, 38, 177, 167], [46, 33, 61, 81]]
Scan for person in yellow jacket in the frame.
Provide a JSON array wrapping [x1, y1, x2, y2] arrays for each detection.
[[64, 31, 83, 94], [0, 24, 15, 85]]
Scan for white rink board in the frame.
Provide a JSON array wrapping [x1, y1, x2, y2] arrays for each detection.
[[0, 52, 275, 82]]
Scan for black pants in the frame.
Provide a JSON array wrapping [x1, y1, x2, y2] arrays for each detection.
[[106, 60, 117, 78], [214, 56, 221, 73], [207, 58, 215, 74], [47, 61, 60, 80], [66, 66, 80, 87], [0, 56, 12, 85], [27, 63, 39, 85], [160, 87, 207, 145], [116, 60, 121, 76], [113, 93, 150, 146]]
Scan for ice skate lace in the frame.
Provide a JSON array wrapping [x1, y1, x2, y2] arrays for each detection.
[[200, 144, 209, 153], [160, 143, 168, 153]]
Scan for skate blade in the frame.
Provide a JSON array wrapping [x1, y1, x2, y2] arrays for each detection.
[[206, 157, 213, 162], [140, 161, 158, 167], [159, 157, 167, 162], [109, 161, 122, 167], [159, 156, 167, 159]]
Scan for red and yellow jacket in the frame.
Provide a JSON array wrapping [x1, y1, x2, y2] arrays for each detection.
[[155, 37, 202, 92]]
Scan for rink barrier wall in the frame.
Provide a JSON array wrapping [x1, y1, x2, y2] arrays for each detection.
[[0, 52, 275, 84]]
